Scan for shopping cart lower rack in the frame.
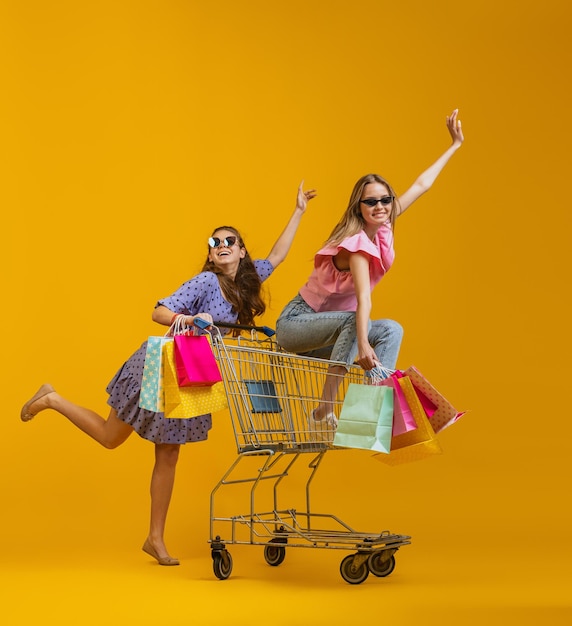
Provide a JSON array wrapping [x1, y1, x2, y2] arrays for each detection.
[[208, 329, 411, 585]]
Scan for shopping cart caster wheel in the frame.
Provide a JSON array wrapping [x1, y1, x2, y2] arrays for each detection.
[[368, 552, 396, 578], [264, 540, 286, 567], [340, 554, 369, 585], [212, 550, 233, 580]]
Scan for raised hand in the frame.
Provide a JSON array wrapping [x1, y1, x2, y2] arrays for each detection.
[[296, 180, 317, 212], [446, 109, 464, 147]]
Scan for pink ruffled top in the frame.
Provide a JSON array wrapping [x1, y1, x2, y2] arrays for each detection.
[[299, 225, 395, 312]]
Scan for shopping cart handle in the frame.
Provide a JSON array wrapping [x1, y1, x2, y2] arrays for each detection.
[[214, 322, 276, 337]]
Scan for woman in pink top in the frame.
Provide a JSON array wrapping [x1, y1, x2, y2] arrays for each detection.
[[276, 110, 464, 440]]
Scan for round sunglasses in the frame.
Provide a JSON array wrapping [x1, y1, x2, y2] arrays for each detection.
[[208, 236, 239, 248]]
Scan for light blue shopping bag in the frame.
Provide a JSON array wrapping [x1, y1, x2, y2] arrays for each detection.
[[139, 336, 172, 411]]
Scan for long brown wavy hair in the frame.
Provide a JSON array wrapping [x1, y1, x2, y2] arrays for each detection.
[[201, 226, 266, 327], [325, 174, 400, 246]]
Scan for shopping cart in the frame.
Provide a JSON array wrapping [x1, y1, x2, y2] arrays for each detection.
[[207, 325, 411, 585]]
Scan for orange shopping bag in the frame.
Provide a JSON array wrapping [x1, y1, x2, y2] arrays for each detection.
[[373, 376, 442, 466]]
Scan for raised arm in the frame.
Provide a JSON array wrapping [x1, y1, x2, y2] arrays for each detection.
[[265, 181, 316, 268], [396, 109, 464, 216]]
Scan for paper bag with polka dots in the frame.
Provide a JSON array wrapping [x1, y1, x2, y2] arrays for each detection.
[[404, 365, 464, 433], [162, 340, 228, 419]]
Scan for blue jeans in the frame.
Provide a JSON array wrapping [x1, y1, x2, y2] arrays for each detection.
[[276, 294, 403, 369]]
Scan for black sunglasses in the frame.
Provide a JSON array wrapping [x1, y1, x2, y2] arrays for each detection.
[[208, 236, 238, 248], [360, 197, 394, 207]]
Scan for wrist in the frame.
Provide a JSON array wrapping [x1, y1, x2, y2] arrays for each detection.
[[170, 313, 184, 325]]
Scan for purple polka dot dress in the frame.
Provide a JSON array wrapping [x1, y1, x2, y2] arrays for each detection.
[[106, 261, 274, 444]]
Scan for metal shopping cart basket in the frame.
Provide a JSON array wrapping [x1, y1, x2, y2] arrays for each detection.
[[207, 324, 411, 585]]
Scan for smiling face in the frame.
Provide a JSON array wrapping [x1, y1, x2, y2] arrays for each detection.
[[359, 182, 394, 237], [207, 228, 246, 276]]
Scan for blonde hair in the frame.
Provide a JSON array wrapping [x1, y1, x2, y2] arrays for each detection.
[[325, 174, 400, 246]]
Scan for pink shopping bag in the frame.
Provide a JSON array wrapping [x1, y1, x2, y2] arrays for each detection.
[[392, 369, 437, 419], [376, 375, 417, 436], [373, 375, 443, 466], [403, 366, 464, 433], [173, 334, 222, 387]]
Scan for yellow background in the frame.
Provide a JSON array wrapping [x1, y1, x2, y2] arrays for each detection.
[[2, 0, 571, 624]]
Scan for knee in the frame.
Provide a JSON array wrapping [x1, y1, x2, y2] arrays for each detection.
[[103, 431, 131, 450], [371, 319, 404, 346], [275, 323, 295, 351], [386, 319, 404, 342]]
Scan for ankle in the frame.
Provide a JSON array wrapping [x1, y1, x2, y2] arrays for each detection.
[[312, 405, 335, 421], [43, 392, 57, 411], [312, 408, 325, 421]]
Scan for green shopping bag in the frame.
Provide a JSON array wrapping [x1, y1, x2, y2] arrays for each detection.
[[333, 383, 393, 453]]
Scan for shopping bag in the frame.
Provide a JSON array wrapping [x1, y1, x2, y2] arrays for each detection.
[[162, 340, 228, 418], [404, 366, 463, 433], [375, 375, 417, 436], [373, 376, 442, 465], [139, 336, 171, 411], [391, 369, 437, 418], [174, 333, 222, 387], [333, 383, 393, 452]]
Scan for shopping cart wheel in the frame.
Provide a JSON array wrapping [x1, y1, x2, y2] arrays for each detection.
[[340, 554, 369, 585], [264, 540, 286, 567], [212, 550, 233, 580], [368, 552, 396, 578]]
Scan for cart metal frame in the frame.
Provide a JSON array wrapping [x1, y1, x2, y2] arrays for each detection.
[[208, 330, 411, 584]]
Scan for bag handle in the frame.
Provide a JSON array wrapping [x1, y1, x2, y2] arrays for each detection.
[[368, 361, 395, 384], [165, 315, 196, 337]]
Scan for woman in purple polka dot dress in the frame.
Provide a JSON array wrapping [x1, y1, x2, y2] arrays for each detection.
[[20, 182, 315, 566]]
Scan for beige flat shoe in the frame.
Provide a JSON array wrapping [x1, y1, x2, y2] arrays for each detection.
[[20, 384, 55, 422], [142, 539, 180, 566], [308, 409, 338, 442]]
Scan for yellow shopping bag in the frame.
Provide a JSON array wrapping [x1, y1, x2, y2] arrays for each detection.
[[162, 341, 228, 418], [373, 376, 442, 466]]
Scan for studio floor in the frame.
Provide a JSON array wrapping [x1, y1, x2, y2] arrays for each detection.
[[3, 525, 570, 625]]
